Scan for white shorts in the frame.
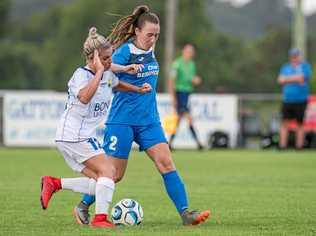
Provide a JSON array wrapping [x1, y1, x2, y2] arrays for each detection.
[[56, 138, 105, 173]]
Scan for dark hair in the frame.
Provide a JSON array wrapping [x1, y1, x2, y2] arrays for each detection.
[[108, 5, 160, 49]]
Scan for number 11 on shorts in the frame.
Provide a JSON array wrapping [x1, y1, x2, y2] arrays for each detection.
[[87, 138, 102, 150]]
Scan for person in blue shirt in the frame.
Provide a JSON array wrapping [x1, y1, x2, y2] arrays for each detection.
[[73, 5, 210, 226], [278, 48, 312, 149]]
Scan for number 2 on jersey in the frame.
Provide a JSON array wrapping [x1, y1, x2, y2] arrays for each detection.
[[109, 136, 118, 151]]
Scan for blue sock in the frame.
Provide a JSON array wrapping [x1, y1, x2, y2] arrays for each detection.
[[162, 170, 188, 215], [82, 194, 95, 206]]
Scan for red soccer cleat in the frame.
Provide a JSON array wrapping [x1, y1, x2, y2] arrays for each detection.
[[91, 214, 115, 228], [40, 176, 61, 210], [181, 209, 211, 226], [191, 210, 211, 225]]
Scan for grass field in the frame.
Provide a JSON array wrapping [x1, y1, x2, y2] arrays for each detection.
[[0, 148, 316, 236]]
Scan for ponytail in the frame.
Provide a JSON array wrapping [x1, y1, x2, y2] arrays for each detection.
[[108, 5, 159, 49]]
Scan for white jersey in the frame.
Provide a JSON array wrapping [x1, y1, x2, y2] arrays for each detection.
[[55, 67, 119, 142]]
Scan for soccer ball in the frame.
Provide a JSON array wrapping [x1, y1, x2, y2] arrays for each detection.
[[111, 198, 143, 226]]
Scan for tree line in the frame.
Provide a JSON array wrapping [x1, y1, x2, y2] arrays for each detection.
[[0, 0, 315, 93]]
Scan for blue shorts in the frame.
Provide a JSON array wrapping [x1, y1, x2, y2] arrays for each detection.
[[103, 123, 167, 159], [176, 91, 191, 114]]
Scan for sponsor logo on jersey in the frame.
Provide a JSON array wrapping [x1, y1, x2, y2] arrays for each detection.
[[94, 102, 109, 117], [137, 64, 159, 78]]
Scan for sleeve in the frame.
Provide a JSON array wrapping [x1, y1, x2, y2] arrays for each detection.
[[109, 71, 120, 88], [279, 64, 287, 77], [169, 60, 179, 80], [112, 44, 130, 65], [303, 62, 312, 82], [68, 69, 89, 97]]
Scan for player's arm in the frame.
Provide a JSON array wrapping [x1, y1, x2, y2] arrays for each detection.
[[111, 44, 142, 74], [111, 63, 144, 74], [77, 50, 104, 104], [278, 74, 304, 85], [191, 62, 201, 86], [115, 81, 152, 93]]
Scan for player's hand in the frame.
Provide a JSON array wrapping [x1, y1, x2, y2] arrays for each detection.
[[192, 76, 202, 86], [138, 83, 152, 93], [126, 64, 144, 74], [93, 50, 104, 72]]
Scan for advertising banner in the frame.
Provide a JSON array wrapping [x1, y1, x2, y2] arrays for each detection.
[[3, 92, 239, 148], [3, 92, 67, 146], [158, 94, 239, 148]]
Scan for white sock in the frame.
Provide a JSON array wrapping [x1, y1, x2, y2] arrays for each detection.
[[61, 177, 96, 195], [95, 177, 115, 215]]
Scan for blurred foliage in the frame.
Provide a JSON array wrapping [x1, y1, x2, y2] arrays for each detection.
[[0, 41, 43, 89], [0, 0, 11, 36], [207, 0, 292, 40], [9, 0, 73, 22], [207, 0, 316, 40], [0, 0, 315, 93], [308, 35, 316, 94], [236, 28, 291, 93], [311, 64, 316, 93]]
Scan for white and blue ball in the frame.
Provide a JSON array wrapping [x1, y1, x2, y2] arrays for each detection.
[[111, 198, 143, 226]]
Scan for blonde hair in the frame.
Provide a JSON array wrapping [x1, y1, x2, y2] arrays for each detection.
[[108, 5, 159, 49], [83, 27, 111, 59]]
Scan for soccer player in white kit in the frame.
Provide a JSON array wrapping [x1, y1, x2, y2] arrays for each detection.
[[40, 27, 151, 228]]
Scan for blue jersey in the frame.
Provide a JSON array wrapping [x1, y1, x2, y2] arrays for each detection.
[[279, 61, 312, 103], [106, 42, 160, 125]]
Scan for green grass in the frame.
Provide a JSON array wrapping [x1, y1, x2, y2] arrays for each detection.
[[1, 148, 316, 236]]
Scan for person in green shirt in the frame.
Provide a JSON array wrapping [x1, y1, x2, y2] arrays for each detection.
[[168, 44, 203, 150]]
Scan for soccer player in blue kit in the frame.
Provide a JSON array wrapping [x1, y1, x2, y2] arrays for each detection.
[[74, 5, 210, 226]]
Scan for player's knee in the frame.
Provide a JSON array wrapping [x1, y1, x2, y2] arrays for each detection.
[[114, 172, 124, 183], [162, 164, 175, 173], [157, 158, 175, 173], [96, 164, 115, 179]]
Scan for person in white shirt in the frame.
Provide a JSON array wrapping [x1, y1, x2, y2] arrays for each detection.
[[40, 27, 151, 228]]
